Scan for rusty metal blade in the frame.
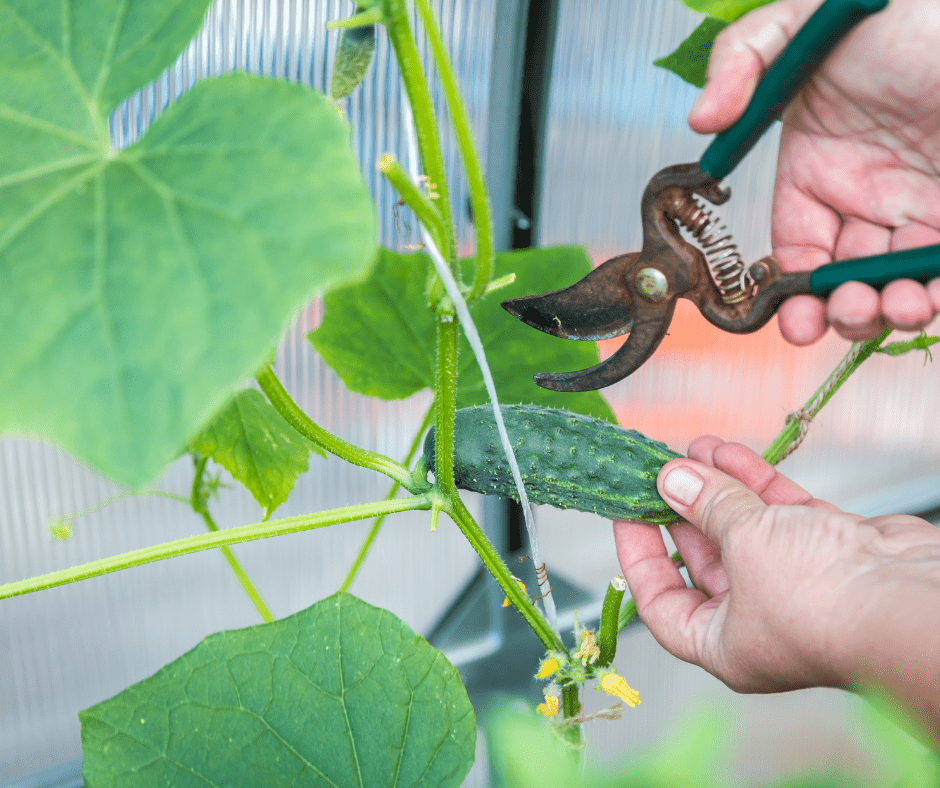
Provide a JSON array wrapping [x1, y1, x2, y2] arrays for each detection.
[[531, 299, 675, 392], [500, 252, 638, 341]]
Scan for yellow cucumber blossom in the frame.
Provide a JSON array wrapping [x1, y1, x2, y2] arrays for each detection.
[[536, 689, 560, 717], [501, 576, 527, 607], [573, 628, 600, 665], [535, 656, 560, 679], [599, 671, 640, 708]]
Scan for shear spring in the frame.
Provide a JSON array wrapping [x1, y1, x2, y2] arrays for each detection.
[[667, 195, 752, 304]]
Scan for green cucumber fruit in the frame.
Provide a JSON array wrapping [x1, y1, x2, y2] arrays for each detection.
[[330, 24, 376, 100], [423, 404, 681, 524]]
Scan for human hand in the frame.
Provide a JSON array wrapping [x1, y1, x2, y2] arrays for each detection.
[[613, 436, 940, 710], [689, 0, 940, 346]]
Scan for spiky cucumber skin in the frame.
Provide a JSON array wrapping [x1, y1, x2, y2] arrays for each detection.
[[423, 404, 681, 524]]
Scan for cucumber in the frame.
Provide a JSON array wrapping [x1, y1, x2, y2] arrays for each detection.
[[330, 24, 376, 100], [423, 404, 681, 524]]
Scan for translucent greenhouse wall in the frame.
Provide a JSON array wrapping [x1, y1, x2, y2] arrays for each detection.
[[2, 0, 939, 785]]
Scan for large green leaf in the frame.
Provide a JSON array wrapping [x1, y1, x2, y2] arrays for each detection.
[[655, 17, 728, 88], [309, 246, 615, 422], [80, 592, 476, 787], [0, 1, 376, 487], [189, 388, 324, 520]]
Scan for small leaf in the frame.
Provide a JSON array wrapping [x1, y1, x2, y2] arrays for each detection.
[[654, 17, 728, 88], [674, 0, 775, 22], [80, 592, 476, 788], [309, 246, 615, 422], [331, 24, 377, 99], [0, 2, 377, 488], [876, 333, 939, 361], [189, 389, 323, 520]]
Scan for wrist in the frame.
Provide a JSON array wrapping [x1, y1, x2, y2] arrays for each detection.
[[826, 538, 940, 738]]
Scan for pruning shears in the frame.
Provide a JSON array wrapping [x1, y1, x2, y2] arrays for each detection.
[[502, 0, 940, 392]]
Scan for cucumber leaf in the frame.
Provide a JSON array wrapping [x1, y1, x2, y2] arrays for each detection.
[[309, 246, 616, 422], [673, 0, 774, 22], [654, 17, 728, 88], [655, 0, 776, 86], [0, 1, 376, 488], [79, 592, 476, 788], [189, 388, 323, 520]]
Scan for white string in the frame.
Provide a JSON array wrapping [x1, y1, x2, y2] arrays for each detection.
[[399, 85, 559, 635]]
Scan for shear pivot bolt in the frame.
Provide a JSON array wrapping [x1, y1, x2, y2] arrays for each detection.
[[634, 267, 668, 302]]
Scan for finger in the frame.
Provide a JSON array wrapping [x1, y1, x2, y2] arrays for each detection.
[[666, 520, 727, 597], [709, 441, 842, 512], [687, 434, 724, 465], [929, 279, 940, 312], [613, 520, 716, 665], [777, 294, 829, 346], [826, 280, 886, 340], [834, 216, 891, 261], [656, 458, 767, 547], [880, 279, 936, 331], [689, 0, 817, 134]]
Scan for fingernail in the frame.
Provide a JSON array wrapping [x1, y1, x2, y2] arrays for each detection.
[[689, 90, 707, 118], [662, 467, 704, 506]]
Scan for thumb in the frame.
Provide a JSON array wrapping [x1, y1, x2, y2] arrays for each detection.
[[689, 0, 821, 133], [657, 459, 766, 547]]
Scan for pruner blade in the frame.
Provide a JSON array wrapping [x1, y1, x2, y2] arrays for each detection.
[[501, 252, 638, 341]]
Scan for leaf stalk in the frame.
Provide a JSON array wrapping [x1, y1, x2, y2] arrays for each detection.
[[0, 495, 433, 602], [256, 365, 426, 494]]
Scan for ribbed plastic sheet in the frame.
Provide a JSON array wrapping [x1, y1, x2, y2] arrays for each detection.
[[1, 0, 493, 780], [3, 0, 939, 784]]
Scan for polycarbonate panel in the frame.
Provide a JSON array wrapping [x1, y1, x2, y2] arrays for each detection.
[[534, 0, 940, 779], [0, 0, 495, 781]]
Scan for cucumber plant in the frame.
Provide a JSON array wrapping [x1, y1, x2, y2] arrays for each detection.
[[0, 0, 935, 785]]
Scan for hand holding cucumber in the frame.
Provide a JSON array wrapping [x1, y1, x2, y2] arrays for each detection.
[[690, 0, 940, 346], [613, 437, 940, 739]]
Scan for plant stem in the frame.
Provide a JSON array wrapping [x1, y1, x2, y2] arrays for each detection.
[[190, 456, 274, 623], [379, 153, 451, 259], [445, 495, 564, 652], [762, 329, 891, 466], [383, 0, 456, 281], [560, 685, 583, 751], [410, 0, 494, 301], [256, 365, 425, 494], [433, 319, 460, 493], [0, 495, 433, 601], [339, 398, 436, 593]]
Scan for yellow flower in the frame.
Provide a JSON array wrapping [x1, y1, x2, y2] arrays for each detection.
[[536, 691, 560, 717], [535, 656, 560, 679], [501, 577, 527, 607], [573, 629, 600, 665], [599, 672, 640, 708]]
